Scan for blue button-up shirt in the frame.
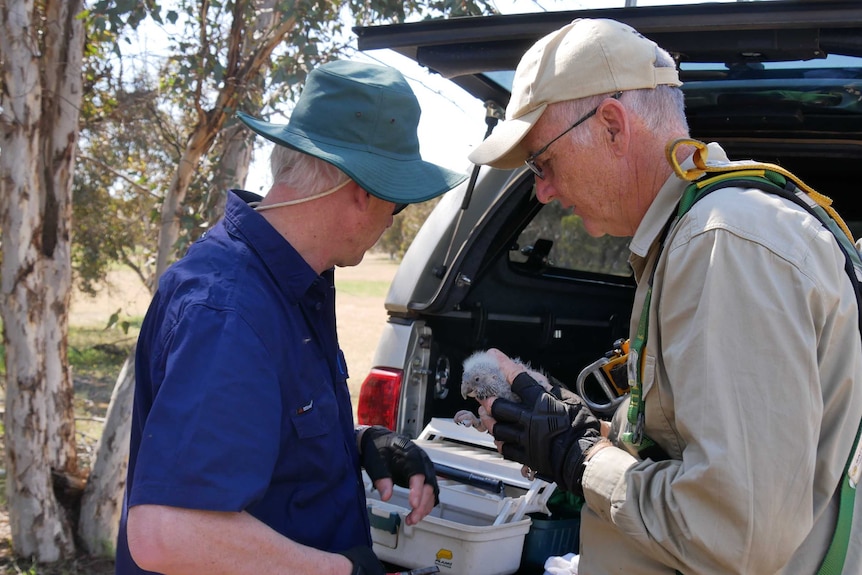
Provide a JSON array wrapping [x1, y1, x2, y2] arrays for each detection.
[[116, 190, 370, 574]]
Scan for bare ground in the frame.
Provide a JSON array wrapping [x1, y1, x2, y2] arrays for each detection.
[[0, 253, 398, 573]]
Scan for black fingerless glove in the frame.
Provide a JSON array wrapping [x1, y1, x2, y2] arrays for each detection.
[[359, 425, 440, 505], [491, 373, 602, 496], [338, 545, 385, 575]]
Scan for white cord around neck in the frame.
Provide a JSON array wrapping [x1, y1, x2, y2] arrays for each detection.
[[252, 179, 351, 212]]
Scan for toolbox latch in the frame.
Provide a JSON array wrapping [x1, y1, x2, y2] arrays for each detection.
[[368, 506, 403, 549], [368, 507, 401, 534]]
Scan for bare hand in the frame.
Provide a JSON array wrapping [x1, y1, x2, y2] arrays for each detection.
[[486, 348, 527, 384], [374, 474, 436, 525], [477, 403, 503, 453], [406, 474, 437, 525]]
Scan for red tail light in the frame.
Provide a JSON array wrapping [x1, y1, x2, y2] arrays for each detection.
[[357, 367, 403, 429]]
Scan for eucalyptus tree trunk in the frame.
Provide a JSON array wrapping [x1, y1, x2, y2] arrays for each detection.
[[78, 348, 135, 556], [205, 122, 255, 223], [0, 0, 85, 561]]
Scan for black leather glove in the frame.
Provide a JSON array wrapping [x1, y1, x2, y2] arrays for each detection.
[[359, 425, 440, 505], [490, 372, 602, 496], [338, 545, 385, 575]]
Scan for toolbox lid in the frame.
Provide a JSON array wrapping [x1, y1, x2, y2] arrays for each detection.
[[412, 418, 558, 524], [417, 418, 536, 489]]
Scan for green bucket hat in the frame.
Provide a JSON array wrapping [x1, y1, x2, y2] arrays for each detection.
[[237, 60, 467, 204]]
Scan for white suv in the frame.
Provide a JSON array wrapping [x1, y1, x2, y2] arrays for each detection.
[[355, 1, 862, 441]]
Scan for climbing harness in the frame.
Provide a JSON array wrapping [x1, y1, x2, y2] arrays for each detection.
[[623, 139, 862, 574]]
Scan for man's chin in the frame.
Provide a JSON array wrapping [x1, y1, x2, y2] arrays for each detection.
[[582, 220, 606, 238], [336, 254, 365, 269]]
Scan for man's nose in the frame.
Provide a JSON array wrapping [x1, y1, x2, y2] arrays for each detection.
[[534, 178, 556, 204]]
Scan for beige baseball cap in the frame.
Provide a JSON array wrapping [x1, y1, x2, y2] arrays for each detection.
[[468, 18, 682, 169]]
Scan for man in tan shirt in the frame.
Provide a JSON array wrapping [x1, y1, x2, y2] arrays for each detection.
[[470, 18, 862, 574]]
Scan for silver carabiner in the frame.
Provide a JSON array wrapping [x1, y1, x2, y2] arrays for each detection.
[[576, 357, 628, 416]]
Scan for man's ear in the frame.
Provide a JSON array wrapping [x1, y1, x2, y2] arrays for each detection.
[[596, 99, 628, 155], [346, 182, 371, 212]]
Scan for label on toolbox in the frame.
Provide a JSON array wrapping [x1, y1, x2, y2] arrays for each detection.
[[434, 548, 453, 570]]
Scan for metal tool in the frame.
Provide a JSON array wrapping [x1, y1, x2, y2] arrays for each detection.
[[576, 338, 630, 415]]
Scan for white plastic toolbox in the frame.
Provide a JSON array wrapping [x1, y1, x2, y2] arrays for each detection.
[[364, 418, 557, 574]]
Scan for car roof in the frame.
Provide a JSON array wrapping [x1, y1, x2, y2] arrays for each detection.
[[354, 0, 862, 108], [356, 0, 862, 196]]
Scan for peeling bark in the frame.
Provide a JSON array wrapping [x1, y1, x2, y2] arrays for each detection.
[[0, 0, 84, 561]]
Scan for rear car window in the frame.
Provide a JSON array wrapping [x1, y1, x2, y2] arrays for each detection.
[[509, 200, 632, 277]]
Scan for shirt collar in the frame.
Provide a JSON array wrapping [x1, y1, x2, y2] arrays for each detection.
[[222, 190, 328, 304], [628, 142, 730, 274]]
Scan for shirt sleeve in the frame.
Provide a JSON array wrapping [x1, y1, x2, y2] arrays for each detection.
[[130, 303, 283, 512], [582, 193, 846, 573]]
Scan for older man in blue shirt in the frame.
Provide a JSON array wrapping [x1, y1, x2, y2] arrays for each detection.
[[116, 61, 466, 575]]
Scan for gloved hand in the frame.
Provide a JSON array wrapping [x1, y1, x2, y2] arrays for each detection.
[[338, 545, 385, 575], [359, 425, 440, 505], [490, 372, 602, 496]]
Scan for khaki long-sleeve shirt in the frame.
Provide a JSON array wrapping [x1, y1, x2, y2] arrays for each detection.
[[579, 143, 862, 574]]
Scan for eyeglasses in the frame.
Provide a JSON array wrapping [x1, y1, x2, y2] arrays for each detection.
[[524, 92, 622, 180], [367, 192, 407, 215]]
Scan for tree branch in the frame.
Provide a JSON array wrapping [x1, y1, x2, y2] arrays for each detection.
[[77, 154, 160, 198]]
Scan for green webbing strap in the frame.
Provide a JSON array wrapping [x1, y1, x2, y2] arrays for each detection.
[[622, 287, 650, 448], [818, 420, 861, 574]]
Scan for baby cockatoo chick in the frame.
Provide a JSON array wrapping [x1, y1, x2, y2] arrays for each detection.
[[453, 350, 552, 432]]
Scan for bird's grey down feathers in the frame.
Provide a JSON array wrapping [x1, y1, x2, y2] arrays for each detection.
[[454, 350, 551, 432]]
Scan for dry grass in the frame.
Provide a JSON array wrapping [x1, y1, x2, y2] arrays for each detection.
[[0, 253, 398, 573]]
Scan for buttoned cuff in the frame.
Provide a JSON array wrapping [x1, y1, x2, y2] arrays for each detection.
[[581, 446, 637, 523]]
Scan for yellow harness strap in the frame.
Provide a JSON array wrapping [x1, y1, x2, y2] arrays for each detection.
[[665, 138, 856, 245]]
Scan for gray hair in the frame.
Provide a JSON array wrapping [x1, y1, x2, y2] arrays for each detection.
[[269, 145, 350, 198], [547, 46, 688, 146]]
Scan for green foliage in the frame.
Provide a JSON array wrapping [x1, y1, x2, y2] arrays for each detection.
[[0, 551, 115, 575], [73, 77, 181, 294], [558, 213, 631, 275], [86, 0, 161, 37], [105, 308, 133, 334], [349, 0, 494, 23], [516, 201, 632, 277]]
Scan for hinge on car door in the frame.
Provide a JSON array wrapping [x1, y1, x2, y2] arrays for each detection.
[[433, 100, 506, 280]]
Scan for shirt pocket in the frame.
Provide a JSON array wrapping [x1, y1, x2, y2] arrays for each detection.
[[289, 389, 338, 439]]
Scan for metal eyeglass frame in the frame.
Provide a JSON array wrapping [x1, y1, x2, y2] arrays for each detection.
[[524, 91, 622, 180]]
